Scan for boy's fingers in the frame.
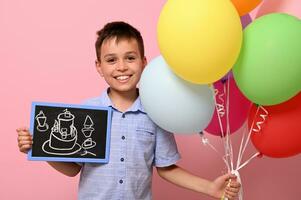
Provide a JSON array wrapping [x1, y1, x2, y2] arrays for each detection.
[[223, 173, 237, 183], [20, 145, 31, 153], [16, 127, 29, 132], [19, 141, 32, 150], [17, 127, 32, 154], [229, 174, 237, 180], [226, 174, 240, 188], [226, 186, 239, 193], [19, 140, 33, 146], [17, 130, 31, 136], [17, 135, 32, 142], [230, 181, 241, 188], [223, 181, 241, 199], [224, 190, 238, 199]]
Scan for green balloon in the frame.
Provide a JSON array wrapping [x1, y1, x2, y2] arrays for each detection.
[[233, 13, 301, 105]]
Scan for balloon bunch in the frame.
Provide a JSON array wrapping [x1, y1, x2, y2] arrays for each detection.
[[141, 0, 246, 134], [229, 1, 301, 161], [239, 0, 301, 159], [140, 1, 301, 198]]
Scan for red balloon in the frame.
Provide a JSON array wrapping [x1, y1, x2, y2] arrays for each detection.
[[249, 92, 301, 158]]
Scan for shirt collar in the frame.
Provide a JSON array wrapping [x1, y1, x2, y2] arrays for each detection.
[[100, 88, 146, 114], [100, 88, 114, 107]]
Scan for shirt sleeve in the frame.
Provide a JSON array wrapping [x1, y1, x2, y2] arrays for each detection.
[[76, 162, 84, 167], [154, 126, 181, 167]]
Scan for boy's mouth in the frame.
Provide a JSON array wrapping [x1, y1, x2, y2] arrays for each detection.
[[115, 75, 132, 82]]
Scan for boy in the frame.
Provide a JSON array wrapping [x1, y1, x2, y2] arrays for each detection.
[[17, 21, 240, 200]]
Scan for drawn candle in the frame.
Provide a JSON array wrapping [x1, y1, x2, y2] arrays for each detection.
[[52, 120, 59, 132], [82, 116, 94, 137], [36, 111, 47, 127], [58, 109, 75, 138]]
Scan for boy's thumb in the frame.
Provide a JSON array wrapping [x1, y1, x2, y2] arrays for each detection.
[[222, 173, 237, 182]]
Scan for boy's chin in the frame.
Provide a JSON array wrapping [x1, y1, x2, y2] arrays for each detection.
[[110, 86, 137, 93]]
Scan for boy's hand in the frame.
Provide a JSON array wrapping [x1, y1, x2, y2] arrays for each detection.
[[17, 127, 33, 154], [208, 173, 241, 200]]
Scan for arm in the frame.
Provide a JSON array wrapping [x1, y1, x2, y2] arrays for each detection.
[[17, 127, 82, 177], [47, 161, 81, 177], [156, 164, 240, 200]]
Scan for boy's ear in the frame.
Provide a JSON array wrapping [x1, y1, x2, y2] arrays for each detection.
[[95, 60, 104, 77], [142, 57, 147, 69]]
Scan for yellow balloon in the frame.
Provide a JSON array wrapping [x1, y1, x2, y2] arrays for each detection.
[[157, 0, 243, 84]]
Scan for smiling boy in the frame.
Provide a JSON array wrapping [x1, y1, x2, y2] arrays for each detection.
[[17, 21, 240, 200]]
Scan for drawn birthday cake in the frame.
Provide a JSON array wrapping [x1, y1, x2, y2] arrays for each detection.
[[42, 109, 81, 155]]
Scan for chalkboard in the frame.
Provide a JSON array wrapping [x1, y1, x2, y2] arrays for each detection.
[[28, 102, 112, 163]]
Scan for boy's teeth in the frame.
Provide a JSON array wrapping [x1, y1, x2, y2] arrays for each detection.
[[116, 76, 129, 80]]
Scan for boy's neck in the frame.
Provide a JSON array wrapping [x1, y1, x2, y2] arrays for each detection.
[[108, 88, 139, 112]]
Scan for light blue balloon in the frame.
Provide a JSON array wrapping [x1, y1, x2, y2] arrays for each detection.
[[139, 56, 215, 134]]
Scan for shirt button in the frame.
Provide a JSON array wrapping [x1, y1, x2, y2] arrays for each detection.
[[120, 158, 124, 162], [119, 179, 123, 184], [121, 136, 125, 140]]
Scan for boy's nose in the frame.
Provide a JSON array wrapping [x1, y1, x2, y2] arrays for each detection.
[[116, 61, 128, 71]]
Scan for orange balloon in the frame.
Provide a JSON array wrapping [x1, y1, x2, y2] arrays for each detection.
[[231, 0, 262, 16]]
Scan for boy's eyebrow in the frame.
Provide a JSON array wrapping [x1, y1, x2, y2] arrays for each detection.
[[103, 51, 138, 58], [103, 53, 116, 58], [125, 51, 138, 55]]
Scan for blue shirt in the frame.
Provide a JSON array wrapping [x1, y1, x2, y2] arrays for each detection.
[[78, 89, 181, 200]]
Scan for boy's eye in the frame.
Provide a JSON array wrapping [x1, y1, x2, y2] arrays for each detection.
[[126, 56, 136, 61], [106, 58, 116, 63]]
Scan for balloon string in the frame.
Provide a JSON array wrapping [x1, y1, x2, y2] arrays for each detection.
[[214, 88, 225, 137], [221, 78, 257, 200], [219, 78, 234, 172], [236, 152, 260, 171], [252, 106, 268, 133], [225, 78, 234, 172], [201, 127, 257, 200], [199, 132, 230, 171], [228, 152, 260, 200], [215, 76, 234, 172], [210, 77, 264, 200], [236, 106, 259, 170], [236, 106, 268, 171], [224, 77, 258, 200], [215, 88, 226, 118], [235, 125, 247, 170], [221, 76, 232, 200], [213, 85, 230, 172]]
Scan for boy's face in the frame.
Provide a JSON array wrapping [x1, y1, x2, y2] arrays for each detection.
[[96, 37, 146, 94]]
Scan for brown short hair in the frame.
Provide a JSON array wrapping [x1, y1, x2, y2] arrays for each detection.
[[95, 21, 145, 61]]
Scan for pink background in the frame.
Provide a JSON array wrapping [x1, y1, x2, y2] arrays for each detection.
[[1, 0, 300, 199]]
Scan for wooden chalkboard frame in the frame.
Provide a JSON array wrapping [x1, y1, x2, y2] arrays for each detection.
[[28, 102, 112, 163]]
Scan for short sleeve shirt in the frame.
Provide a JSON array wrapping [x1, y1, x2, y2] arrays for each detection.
[[78, 89, 181, 200]]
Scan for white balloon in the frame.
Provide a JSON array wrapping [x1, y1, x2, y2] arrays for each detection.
[[140, 56, 215, 134]]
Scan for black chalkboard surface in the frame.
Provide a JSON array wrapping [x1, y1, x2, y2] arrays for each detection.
[[28, 102, 112, 163]]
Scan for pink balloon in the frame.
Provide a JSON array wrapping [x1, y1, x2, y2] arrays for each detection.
[[241, 14, 252, 29], [256, 0, 301, 19], [205, 78, 252, 136]]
